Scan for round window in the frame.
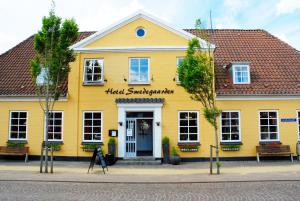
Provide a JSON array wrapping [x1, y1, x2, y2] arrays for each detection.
[[136, 27, 145, 37]]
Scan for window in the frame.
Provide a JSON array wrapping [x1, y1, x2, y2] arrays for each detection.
[[178, 111, 199, 142], [136, 27, 146, 37], [46, 112, 63, 141], [83, 59, 104, 83], [129, 58, 149, 83], [9, 111, 27, 140], [297, 111, 300, 140], [83, 112, 102, 142], [221, 111, 240, 142], [176, 57, 184, 82], [259, 111, 279, 141], [232, 64, 250, 84]]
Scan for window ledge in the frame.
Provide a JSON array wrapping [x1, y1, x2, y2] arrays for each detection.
[[178, 142, 200, 146], [43, 141, 64, 145], [7, 140, 28, 144], [82, 82, 104, 86], [220, 141, 243, 145], [259, 141, 281, 145], [81, 141, 103, 145], [128, 82, 151, 86]]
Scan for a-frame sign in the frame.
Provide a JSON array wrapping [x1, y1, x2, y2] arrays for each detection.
[[87, 148, 108, 174]]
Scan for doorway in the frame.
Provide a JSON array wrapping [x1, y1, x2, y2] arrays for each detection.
[[125, 112, 153, 157]]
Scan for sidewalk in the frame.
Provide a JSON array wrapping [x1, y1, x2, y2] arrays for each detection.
[[0, 160, 300, 183]]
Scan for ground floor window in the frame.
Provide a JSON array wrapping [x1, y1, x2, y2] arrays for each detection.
[[46, 111, 63, 141], [178, 111, 199, 142], [259, 110, 279, 141], [83, 111, 102, 142], [9, 111, 27, 140], [221, 111, 240, 142]]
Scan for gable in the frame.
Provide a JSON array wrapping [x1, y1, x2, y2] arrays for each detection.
[[85, 17, 189, 48], [70, 11, 213, 50]]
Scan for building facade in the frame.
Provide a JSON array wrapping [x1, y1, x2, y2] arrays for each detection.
[[0, 11, 299, 160]]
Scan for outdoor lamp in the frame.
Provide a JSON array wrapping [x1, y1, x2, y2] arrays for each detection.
[[118, 122, 123, 126], [155, 122, 160, 126]]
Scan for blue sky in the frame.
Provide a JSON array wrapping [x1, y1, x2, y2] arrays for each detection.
[[0, 0, 299, 54]]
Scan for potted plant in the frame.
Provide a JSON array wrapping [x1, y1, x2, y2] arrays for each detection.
[[162, 136, 170, 164], [82, 143, 100, 152], [108, 137, 116, 155], [169, 146, 181, 165], [7, 141, 25, 148], [221, 144, 240, 151]]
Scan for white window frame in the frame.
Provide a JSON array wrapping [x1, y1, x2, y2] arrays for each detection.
[[232, 64, 250, 84], [258, 110, 280, 142], [128, 58, 150, 84], [178, 111, 200, 143], [82, 111, 103, 142], [44, 111, 64, 142], [9, 111, 28, 141], [83, 58, 104, 83], [297, 110, 300, 141], [176, 57, 184, 83], [220, 110, 241, 142]]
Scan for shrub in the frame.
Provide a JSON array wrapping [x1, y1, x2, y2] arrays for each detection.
[[162, 136, 169, 145]]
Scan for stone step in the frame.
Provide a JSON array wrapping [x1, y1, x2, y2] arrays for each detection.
[[116, 158, 162, 166]]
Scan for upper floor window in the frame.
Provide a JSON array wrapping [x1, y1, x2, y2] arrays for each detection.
[[178, 111, 199, 142], [176, 57, 184, 83], [84, 59, 104, 83], [221, 111, 240, 142], [9, 111, 27, 140], [129, 58, 149, 84], [83, 111, 103, 142], [259, 110, 279, 141], [232, 64, 250, 84], [46, 111, 63, 141]]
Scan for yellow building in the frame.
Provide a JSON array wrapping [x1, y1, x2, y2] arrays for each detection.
[[0, 11, 299, 161]]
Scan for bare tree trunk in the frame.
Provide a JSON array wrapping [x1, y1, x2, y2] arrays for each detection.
[[215, 125, 220, 174], [44, 83, 49, 173]]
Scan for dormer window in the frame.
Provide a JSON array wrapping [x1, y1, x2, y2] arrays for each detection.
[[232, 64, 250, 84]]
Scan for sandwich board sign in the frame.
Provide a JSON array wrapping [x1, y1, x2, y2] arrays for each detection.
[[87, 148, 108, 174]]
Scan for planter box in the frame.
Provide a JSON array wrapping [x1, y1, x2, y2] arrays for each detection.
[[180, 148, 199, 152], [222, 147, 240, 151], [82, 148, 96, 152]]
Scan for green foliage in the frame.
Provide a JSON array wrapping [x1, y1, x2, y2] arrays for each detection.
[[108, 137, 116, 145], [48, 143, 61, 150], [171, 146, 177, 156], [203, 107, 221, 129], [82, 143, 100, 150], [216, 161, 222, 168], [31, 8, 79, 100], [162, 136, 170, 145], [222, 144, 240, 149], [7, 141, 25, 148]]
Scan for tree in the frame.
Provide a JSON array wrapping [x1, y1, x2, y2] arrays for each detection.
[[31, 4, 79, 173], [178, 19, 221, 174]]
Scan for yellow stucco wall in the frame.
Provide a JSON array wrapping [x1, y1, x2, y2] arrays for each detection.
[[0, 17, 299, 159]]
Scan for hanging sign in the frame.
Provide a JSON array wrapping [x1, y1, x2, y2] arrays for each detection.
[[281, 118, 297, 122], [127, 129, 133, 136]]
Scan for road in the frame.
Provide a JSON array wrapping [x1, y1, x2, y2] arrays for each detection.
[[0, 180, 299, 201]]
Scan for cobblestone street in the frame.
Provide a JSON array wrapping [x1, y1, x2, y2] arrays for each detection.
[[0, 180, 299, 201]]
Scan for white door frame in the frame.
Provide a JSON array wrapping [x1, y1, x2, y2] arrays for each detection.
[[117, 103, 163, 158]]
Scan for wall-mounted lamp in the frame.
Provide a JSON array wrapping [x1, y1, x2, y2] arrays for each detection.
[[118, 122, 123, 126], [155, 122, 160, 126], [104, 79, 108, 82], [123, 75, 127, 82], [151, 75, 154, 81], [173, 77, 176, 82]]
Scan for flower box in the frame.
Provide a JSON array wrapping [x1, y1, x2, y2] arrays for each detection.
[[178, 143, 200, 152], [221, 144, 240, 151]]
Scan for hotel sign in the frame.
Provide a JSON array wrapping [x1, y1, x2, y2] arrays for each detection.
[[105, 87, 174, 96]]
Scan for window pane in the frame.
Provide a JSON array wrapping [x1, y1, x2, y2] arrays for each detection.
[[189, 112, 197, 119], [85, 120, 92, 126], [11, 112, 19, 118], [84, 127, 92, 133], [94, 67, 102, 74], [180, 112, 188, 119], [54, 126, 61, 133], [222, 119, 230, 126], [93, 127, 101, 133], [93, 74, 102, 81], [20, 112, 27, 118], [86, 66, 92, 73], [85, 113, 92, 119], [19, 132, 26, 139], [180, 120, 188, 126], [231, 112, 239, 118], [269, 119, 277, 125], [11, 119, 18, 125], [180, 127, 188, 133], [270, 133, 277, 139], [260, 126, 268, 132], [93, 134, 101, 141], [231, 119, 239, 126], [231, 133, 239, 140], [222, 134, 230, 141], [269, 112, 277, 118], [180, 134, 188, 141], [19, 126, 26, 132], [189, 120, 197, 126], [10, 132, 17, 139], [261, 133, 268, 140], [93, 120, 101, 126], [84, 134, 92, 141], [222, 112, 230, 119], [189, 127, 198, 133], [269, 126, 277, 132], [54, 133, 61, 140], [222, 127, 230, 133], [11, 126, 18, 132], [189, 134, 197, 141], [93, 113, 101, 119], [54, 120, 62, 126], [260, 119, 268, 125], [231, 126, 239, 133]]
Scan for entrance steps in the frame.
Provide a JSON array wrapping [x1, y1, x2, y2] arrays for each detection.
[[116, 157, 162, 166]]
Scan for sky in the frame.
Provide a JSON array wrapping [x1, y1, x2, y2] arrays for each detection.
[[0, 0, 300, 54]]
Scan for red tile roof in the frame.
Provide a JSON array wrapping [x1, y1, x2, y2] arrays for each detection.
[[185, 29, 300, 95], [0, 30, 299, 96]]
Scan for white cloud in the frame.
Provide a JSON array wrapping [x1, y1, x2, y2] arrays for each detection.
[[276, 0, 300, 15]]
